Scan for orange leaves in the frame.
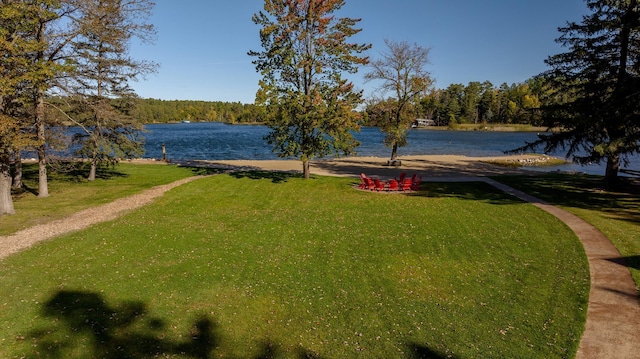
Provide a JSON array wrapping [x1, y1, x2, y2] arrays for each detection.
[[251, 0, 370, 165]]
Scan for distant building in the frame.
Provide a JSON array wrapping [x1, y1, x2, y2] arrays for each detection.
[[412, 118, 435, 128]]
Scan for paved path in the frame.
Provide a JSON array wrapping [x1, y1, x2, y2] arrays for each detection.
[[483, 178, 640, 359], [2, 163, 639, 358]]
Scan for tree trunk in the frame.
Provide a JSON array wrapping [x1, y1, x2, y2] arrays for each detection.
[[36, 95, 49, 197], [0, 154, 15, 215], [391, 142, 399, 160], [604, 153, 620, 187], [37, 144, 48, 197], [302, 159, 310, 179], [88, 160, 97, 181], [12, 151, 23, 189]]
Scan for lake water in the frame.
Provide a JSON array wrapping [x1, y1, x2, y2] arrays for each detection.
[[143, 122, 543, 160], [142, 122, 639, 176]]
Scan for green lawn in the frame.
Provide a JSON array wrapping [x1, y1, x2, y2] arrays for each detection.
[[0, 169, 588, 358], [1, 163, 198, 236], [496, 173, 640, 287]]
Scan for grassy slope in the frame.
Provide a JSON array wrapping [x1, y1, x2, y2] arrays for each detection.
[[0, 172, 588, 358]]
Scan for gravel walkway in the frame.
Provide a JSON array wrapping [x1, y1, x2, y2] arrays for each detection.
[[0, 176, 202, 260], [1, 160, 639, 358]]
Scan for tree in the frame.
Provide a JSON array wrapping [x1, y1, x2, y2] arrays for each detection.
[[0, 0, 58, 214], [250, 0, 370, 178], [365, 39, 432, 161], [478, 81, 496, 123], [62, 0, 156, 180], [29, 0, 76, 198], [518, 0, 640, 185], [461, 81, 483, 124]]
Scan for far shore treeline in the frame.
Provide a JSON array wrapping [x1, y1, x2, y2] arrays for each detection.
[[50, 79, 547, 126]]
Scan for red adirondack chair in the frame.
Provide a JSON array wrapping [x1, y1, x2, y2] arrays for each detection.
[[359, 173, 368, 189], [401, 178, 413, 191], [411, 175, 422, 190], [365, 177, 376, 191], [373, 178, 385, 192], [387, 179, 399, 191]]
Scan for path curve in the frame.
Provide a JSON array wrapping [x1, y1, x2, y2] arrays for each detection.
[[209, 156, 640, 359], [2, 159, 639, 358], [483, 178, 640, 359], [0, 176, 203, 260]]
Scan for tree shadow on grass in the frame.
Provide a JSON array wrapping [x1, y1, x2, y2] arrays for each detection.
[[28, 290, 455, 358], [407, 181, 524, 206], [405, 343, 460, 359], [494, 173, 640, 225], [185, 167, 228, 176], [28, 290, 218, 359], [230, 170, 303, 183]]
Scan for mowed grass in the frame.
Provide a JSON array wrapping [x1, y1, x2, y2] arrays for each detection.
[[497, 173, 640, 287], [1, 162, 199, 236], [0, 170, 589, 358]]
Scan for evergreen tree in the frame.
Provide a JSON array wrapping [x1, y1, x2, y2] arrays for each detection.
[[522, 0, 640, 184], [0, 0, 59, 213], [64, 0, 156, 180]]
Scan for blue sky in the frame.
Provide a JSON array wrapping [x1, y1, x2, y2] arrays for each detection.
[[129, 0, 589, 104]]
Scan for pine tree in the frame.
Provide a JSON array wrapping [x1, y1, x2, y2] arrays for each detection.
[[525, 0, 640, 185], [64, 0, 156, 180], [0, 0, 60, 213]]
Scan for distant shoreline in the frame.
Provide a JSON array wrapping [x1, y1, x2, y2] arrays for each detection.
[[145, 121, 556, 133], [415, 124, 556, 132]]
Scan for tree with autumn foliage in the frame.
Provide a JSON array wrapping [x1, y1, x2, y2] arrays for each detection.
[[249, 0, 370, 178], [0, 0, 60, 214], [365, 39, 432, 162]]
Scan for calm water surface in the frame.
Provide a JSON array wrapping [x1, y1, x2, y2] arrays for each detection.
[[143, 122, 542, 159], [143, 122, 637, 176]]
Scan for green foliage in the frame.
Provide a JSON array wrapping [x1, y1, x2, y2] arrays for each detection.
[[515, 0, 640, 182], [0, 174, 588, 358], [365, 40, 432, 159], [407, 80, 543, 128], [132, 98, 264, 124], [250, 0, 370, 177]]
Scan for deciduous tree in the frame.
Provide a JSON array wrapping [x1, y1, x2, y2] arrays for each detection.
[[365, 39, 432, 161], [250, 0, 370, 178]]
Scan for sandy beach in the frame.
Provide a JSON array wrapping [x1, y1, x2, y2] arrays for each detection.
[[179, 154, 553, 179]]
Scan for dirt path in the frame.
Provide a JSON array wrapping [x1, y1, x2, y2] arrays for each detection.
[[0, 176, 203, 260], [1, 157, 638, 358]]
